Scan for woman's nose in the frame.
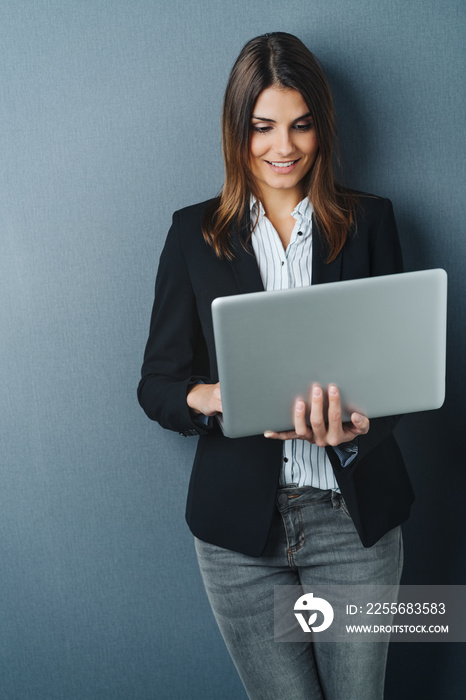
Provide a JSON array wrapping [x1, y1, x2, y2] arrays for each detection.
[[273, 129, 294, 156]]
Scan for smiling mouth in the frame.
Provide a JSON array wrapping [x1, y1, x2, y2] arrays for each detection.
[[266, 159, 300, 168]]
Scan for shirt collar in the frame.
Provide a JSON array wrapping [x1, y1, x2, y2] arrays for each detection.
[[250, 196, 265, 219], [292, 196, 314, 223]]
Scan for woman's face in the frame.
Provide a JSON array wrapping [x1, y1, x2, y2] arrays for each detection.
[[249, 86, 318, 200]]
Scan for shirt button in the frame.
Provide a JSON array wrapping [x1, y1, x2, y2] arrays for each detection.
[[284, 457, 289, 463], [297, 231, 303, 236], [281, 261, 285, 266]]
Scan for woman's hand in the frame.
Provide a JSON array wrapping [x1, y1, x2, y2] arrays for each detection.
[[187, 382, 222, 417], [264, 384, 369, 446]]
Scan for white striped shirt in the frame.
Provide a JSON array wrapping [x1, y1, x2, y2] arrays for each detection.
[[250, 196, 340, 490]]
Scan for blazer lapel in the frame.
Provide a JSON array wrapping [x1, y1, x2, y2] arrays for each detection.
[[229, 212, 265, 294], [311, 215, 343, 285]]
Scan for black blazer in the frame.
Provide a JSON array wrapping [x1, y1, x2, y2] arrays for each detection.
[[138, 194, 415, 556]]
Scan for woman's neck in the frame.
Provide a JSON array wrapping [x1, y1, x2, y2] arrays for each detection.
[[257, 186, 306, 250], [260, 188, 304, 220]]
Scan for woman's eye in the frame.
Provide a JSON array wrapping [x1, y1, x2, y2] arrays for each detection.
[[252, 125, 272, 133], [294, 122, 313, 131]]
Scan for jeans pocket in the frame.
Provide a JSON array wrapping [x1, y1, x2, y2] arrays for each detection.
[[340, 496, 352, 518]]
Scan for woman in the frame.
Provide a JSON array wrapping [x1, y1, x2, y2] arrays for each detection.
[[138, 32, 414, 700]]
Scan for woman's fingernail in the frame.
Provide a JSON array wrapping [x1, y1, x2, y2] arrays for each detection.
[[313, 386, 321, 398], [329, 385, 337, 395], [264, 431, 274, 438], [353, 414, 363, 424], [296, 401, 305, 412]]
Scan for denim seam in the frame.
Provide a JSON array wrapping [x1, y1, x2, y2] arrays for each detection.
[[279, 506, 305, 570]]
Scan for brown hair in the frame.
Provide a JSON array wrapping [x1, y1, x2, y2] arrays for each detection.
[[202, 32, 359, 262]]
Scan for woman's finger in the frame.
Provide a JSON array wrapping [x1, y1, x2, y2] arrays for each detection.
[[309, 384, 326, 445], [294, 399, 313, 439], [326, 384, 343, 445], [264, 430, 298, 440], [350, 412, 370, 435]]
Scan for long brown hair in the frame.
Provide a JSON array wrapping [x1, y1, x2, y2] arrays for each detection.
[[202, 32, 359, 262]]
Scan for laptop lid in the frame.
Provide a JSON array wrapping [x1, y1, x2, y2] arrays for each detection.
[[211, 269, 447, 439]]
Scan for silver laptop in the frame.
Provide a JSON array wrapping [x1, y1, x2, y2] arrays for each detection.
[[211, 269, 447, 439]]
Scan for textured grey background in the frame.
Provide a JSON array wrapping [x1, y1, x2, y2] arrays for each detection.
[[0, 0, 464, 698]]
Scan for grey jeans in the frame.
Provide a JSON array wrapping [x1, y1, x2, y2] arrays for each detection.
[[195, 485, 403, 700]]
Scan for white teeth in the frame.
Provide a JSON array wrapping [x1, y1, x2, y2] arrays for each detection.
[[270, 160, 296, 167]]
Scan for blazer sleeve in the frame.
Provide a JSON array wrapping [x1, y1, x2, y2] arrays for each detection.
[[137, 211, 211, 436], [329, 197, 404, 470]]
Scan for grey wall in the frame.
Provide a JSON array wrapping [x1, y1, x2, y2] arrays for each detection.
[[0, 1, 464, 698]]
